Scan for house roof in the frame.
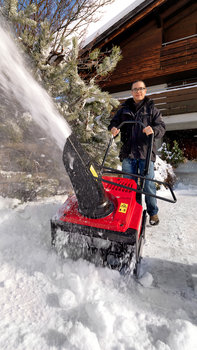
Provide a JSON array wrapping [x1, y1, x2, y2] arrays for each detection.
[[83, 0, 166, 49]]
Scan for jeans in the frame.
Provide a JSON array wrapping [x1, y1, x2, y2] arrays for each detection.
[[122, 158, 158, 216]]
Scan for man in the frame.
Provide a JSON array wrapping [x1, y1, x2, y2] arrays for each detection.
[[108, 80, 165, 225]]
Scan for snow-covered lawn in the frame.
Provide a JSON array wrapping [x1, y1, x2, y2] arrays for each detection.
[[0, 184, 197, 350]]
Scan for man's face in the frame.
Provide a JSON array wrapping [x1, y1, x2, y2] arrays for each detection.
[[131, 81, 147, 103]]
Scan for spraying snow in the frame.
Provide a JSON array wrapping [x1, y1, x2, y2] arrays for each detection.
[[0, 21, 71, 150]]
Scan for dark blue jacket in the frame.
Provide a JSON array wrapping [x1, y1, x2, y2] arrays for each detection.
[[108, 96, 165, 162]]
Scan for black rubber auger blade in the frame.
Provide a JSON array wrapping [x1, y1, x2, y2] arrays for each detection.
[[51, 224, 136, 274]]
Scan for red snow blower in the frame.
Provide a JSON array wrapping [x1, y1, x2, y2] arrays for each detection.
[[51, 121, 176, 277]]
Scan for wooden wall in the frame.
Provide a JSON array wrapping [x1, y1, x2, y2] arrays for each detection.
[[163, 3, 197, 42], [99, 1, 197, 93], [102, 20, 162, 89]]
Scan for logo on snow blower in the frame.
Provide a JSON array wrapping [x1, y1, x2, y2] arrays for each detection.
[[90, 165, 98, 178], [119, 203, 128, 213]]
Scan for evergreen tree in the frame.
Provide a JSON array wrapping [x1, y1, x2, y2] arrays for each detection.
[[170, 140, 185, 168], [160, 140, 185, 168], [1, 0, 122, 164]]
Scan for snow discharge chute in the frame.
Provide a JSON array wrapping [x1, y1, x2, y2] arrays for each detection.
[[62, 133, 113, 219]]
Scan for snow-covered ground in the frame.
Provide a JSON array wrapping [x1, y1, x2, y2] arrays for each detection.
[[0, 184, 197, 350]]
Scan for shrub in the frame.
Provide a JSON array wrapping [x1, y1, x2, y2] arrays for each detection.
[[159, 140, 185, 168]]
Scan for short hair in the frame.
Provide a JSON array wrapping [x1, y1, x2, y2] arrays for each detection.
[[131, 80, 146, 89]]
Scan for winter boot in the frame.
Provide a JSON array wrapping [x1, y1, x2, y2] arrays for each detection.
[[149, 214, 159, 226]]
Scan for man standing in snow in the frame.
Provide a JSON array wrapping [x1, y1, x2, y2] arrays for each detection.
[[108, 80, 165, 225]]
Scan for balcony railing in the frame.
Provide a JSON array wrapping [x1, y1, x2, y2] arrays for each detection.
[[160, 35, 197, 70], [147, 85, 197, 116]]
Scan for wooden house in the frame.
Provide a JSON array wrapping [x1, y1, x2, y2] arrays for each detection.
[[84, 0, 197, 159]]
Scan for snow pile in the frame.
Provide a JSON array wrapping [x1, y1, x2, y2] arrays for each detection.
[[0, 186, 197, 350], [155, 155, 176, 185]]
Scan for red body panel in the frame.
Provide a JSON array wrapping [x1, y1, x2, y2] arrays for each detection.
[[56, 176, 143, 234]]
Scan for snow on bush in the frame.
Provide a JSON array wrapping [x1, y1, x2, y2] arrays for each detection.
[[154, 155, 176, 188], [159, 141, 185, 168]]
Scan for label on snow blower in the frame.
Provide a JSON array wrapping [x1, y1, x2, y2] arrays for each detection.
[[90, 164, 98, 178], [119, 203, 128, 214]]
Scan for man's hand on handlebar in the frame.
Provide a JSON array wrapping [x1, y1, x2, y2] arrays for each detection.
[[110, 127, 120, 137], [143, 126, 154, 136], [111, 125, 153, 137]]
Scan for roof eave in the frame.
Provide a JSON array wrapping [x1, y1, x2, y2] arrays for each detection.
[[84, 0, 167, 50]]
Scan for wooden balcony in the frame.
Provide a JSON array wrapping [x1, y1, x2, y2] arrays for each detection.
[[160, 35, 197, 71], [148, 85, 197, 117]]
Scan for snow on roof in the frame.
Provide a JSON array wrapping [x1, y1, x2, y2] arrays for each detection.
[[83, 0, 147, 47]]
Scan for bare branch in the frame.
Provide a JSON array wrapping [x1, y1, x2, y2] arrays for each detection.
[[1, 0, 115, 40]]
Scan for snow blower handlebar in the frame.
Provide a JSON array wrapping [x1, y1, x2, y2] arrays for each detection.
[[100, 120, 153, 179], [119, 120, 153, 183], [100, 120, 177, 204], [62, 120, 176, 221], [62, 121, 153, 220]]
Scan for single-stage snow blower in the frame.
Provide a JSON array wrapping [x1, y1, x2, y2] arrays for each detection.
[[51, 121, 177, 276]]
